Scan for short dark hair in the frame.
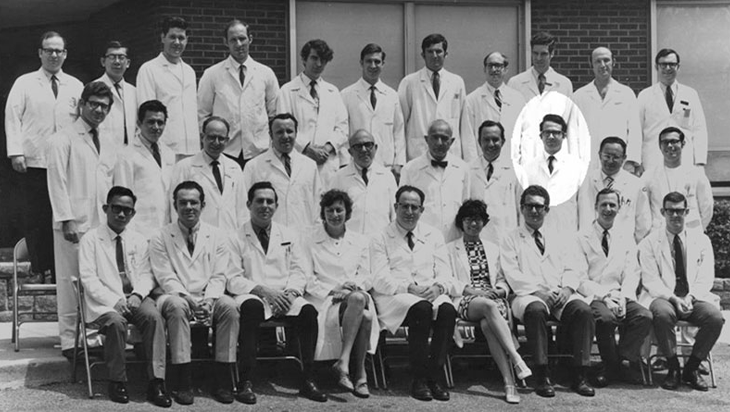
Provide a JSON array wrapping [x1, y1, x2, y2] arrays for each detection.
[[599, 136, 627, 154], [421, 33, 447, 53], [269, 113, 298, 133], [301, 39, 333, 63], [655, 48, 680, 65], [247, 181, 278, 203], [138, 100, 168, 121], [455, 199, 490, 231], [39, 31, 65, 49], [483, 51, 509, 68], [520, 185, 550, 208], [595, 187, 621, 207], [540, 114, 567, 133], [81, 81, 114, 108], [223, 19, 250, 39], [530, 31, 556, 52], [202, 116, 231, 135], [663, 191, 687, 209], [106, 186, 137, 205], [478, 120, 505, 142], [161, 16, 187, 36], [360, 43, 385, 61], [396, 185, 425, 205], [103, 40, 127, 56], [319, 189, 353, 221], [173, 180, 204, 204], [659, 126, 685, 143]]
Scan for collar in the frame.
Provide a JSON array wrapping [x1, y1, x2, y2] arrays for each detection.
[[426, 151, 449, 165], [484, 82, 501, 96], [178, 220, 200, 235], [250, 220, 271, 236], [600, 169, 617, 181], [665, 228, 686, 245], [301, 72, 321, 86], [523, 223, 542, 237], [227, 54, 250, 69], [542, 149, 562, 163], [270, 145, 292, 162], [593, 220, 612, 237], [659, 81, 678, 95], [358, 77, 382, 91], [103, 223, 126, 240], [531, 66, 550, 81], [427, 68, 442, 80], [202, 150, 220, 165], [157, 52, 183, 66], [78, 118, 94, 134], [41, 68, 63, 81], [395, 221, 418, 239]]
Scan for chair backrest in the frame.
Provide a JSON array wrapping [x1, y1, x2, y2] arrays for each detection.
[[13, 238, 29, 281]]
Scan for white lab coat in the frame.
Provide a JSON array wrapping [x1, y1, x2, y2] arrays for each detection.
[[637, 82, 708, 171], [460, 82, 526, 163], [5, 68, 83, 168], [136, 53, 199, 156], [277, 73, 349, 186], [95, 73, 137, 149], [507, 66, 573, 101], [242, 148, 322, 232], [641, 164, 713, 231], [400, 152, 469, 243], [341, 78, 406, 168], [447, 234, 510, 309], [329, 162, 396, 238], [398, 67, 466, 161], [466, 156, 521, 235], [198, 56, 279, 160]]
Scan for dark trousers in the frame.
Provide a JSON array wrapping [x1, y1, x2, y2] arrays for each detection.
[[523, 299, 595, 367], [592, 300, 652, 364], [650, 298, 724, 361], [238, 299, 319, 381], [20, 168, 55, 275], [403, 301, 457, 381]]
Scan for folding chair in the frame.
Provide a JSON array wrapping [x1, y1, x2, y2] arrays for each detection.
[[256, 319, 304, 370], [373, 326, 450, 389], [12, 238, 57, 351]]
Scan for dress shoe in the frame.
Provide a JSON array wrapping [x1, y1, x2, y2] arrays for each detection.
[[410, 379, 433, 401], [332, 364, 354, 391], [571, 377, 595, 397], [698, 363, 710, 376], [504, 385, 520, 404], [235, 380, 257, 404], [534, 376, 555, 398], [353, 380, 370, 399], [299, 379, 327, 402], [592, 370, 609, 388], [514, 360, 532, 380], [661, 368, 681, 390], [682, 369, 709, 391], [172, 389, 194, 405], [108, 381, 129, 404], [427, 380, 449, 401], [212, 387, 234, 404], [146, 379, 171, 408]]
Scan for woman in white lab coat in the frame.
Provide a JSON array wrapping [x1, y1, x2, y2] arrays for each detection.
[[447, 199, 531, 404], [304, 190, 378, 398]]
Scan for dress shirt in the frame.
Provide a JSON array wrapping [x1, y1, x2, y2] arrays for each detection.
[[507, 67, 573, 101], [95, 73, 137, 149]]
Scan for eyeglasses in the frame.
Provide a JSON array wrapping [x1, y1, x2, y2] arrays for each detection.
[[397, 203, 422, 212], [540, 130, 564, 138], [663, 208, 688, 216], [658, 62, 679, 70], [659, 139, 683, 147], [108, 204, 135, 216], [41, 48, 66, 56], [351, 142, 375, 151], [486, 63, 506, 71], [86, 100, 111, 112], [463, 217, 485, 224], [523, 203, 547, 212], [105, 54, 128, 62], [204, 135, 230, 143], [600, 153, 625, 162]]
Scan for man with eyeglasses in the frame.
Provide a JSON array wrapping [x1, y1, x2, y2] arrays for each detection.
[[637, 191, 723, 392], [578, 137, 651, 243], [501, 184, 595, 398], [95, 40, 137, 149], [330, 129, 397, 237], [47, 81, 117, 359], [78, 186, 171, 407], [637, 48, 708, 172], [171, 116, 248, 232], [461, 52, 525, 163], [370, 185, 456, 402], [5, 31, 83, 285], [642, 126, 713, 231]]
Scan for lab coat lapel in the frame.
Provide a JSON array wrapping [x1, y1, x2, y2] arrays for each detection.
[[190, 224, 209, 263]]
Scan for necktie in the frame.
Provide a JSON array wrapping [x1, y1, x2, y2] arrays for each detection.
[[257, 227, 269, 254], [605, 176, 614, 189], [486, 162, 494, 181], [239, 64, 246, 86], [90, 128, 100, 154], [51, 75, 59, 98], [186, 227, 195, 255], [370, 85, 377, 109], [115, 236, 133, 294], [406, 231, 415, 251], [431, 159, 448, 168], [673, 235, 688, 297], [114, 82, 128, 145], [494, 88, 503, 110], [601, 230, 610, 257], [211, 160, 223, 193], [151, 142, 162, 167], [282, 153, 292, 177], [534, 230, 545, 255], [432, 71, 440, 99], [310, 80, 319, 102], [665, 86, 674, 113], [547, 155, 555, 174], [538, 73, 546, 95], [361, 166, 369, 185]]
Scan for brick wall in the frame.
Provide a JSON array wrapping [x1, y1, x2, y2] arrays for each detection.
[[531, 0, 651, 93]]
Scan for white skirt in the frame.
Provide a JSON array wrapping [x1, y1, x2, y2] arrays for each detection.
[[313, 293, 381, 361], [234, 294, 309, 320], [372, 292, 454, 333]]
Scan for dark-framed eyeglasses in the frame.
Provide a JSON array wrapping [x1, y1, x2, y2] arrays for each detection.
[[204, 135, 230, 143], [105, 54, 128, 62], [108, 204, 135, 216], [540, 130, 564, 138], [351, 142, 375, 151], [41, 48, 66, 56], [523, 203, 547, 212], [663, 208, 688, 216], [657, 62, 679, 70], [86, 100, 111, 112]]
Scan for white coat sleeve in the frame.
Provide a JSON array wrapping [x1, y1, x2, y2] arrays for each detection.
[[79, 234, 120, 308], [638, 236, 673, 301], [46, 133, 74, 223], [4, 79, 26, 157]]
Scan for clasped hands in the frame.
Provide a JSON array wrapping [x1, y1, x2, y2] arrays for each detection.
[[304, 143, 334, 165], [408, 283, 444, 302], [670, 294, 694, 317], [532, 287, 573, 311], [255, 286, 299, 317], [330, 281, 359, 304], [114, 294, 142, 317]]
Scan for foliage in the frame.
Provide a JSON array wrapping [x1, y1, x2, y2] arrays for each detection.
[[707, 199, 730, 278]]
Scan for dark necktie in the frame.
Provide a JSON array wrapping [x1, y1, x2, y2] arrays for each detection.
[[310, 80, 319, 102], [665, 86, 674, 113], [486, 162, 494, 181], [151, 142, 162, 167], [282, 153, 292, 177], [406, 231, 415, 251], [239, 64, 246, 86], [673, 235, 688, 297], [605, 176, 614, 189], [114, 82, 128, 145], [370, 85, 377, 109], [90, 128, 100, 154], [257, 227, 269, 254], [431, 159, 448, 168], [494, 88, 503, 110], [361, 166, 368, 185], [547, 155, 555, 174], [51, 75, 59, 98], [534, 230, 545, 255], [211, 160, 223, 193], [538, 73, 546, 95], [186, 227, 195, 255], [432, 71, 440, 99], [601, 229, 610, 257], [115, 236, 133, 294]]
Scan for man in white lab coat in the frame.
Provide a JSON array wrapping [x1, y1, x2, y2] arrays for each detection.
[[228, 181, 327, 404], [341, 43, 405, 179], [198, 19, 279, 169], [136, 16, 199, 158], [171, 116, 248, 232], [278, 39, 348, 186], [508, 31, 573, 101], [95, 41, 137, 149], [47, 81, 117, 357], [78, 186, 170, 407], [114, 100, 175, 240], [398, 33, 466, 161]]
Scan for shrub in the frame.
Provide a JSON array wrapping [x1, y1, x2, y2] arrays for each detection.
[[707, 199, 730, 278]]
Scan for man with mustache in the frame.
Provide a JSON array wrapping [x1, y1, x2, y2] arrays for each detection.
[[95, 40, 137, 149]]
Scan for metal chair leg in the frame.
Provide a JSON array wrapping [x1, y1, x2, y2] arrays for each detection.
[[708, 353, 716, 388]]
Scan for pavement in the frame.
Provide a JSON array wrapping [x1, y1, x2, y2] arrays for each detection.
[[1, 316, 730, 411]]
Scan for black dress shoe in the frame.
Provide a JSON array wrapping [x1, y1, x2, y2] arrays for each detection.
[[213, 387, 234, 404], [235, 380, 257, 404], [172, 389, 194, 405], [108, 381, 129, 404], [682, 369, 709, 391], [572, 377, 595, 397], [147, 379, 171, 408], [661, 368, 681, 390], [698, 363, 710, 376], [593, 371, 609, 388], [299, 379, 327, 402], [427, 380, 450, 401], [535, 376, 555, 398], [410, 379, 432, 401]]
